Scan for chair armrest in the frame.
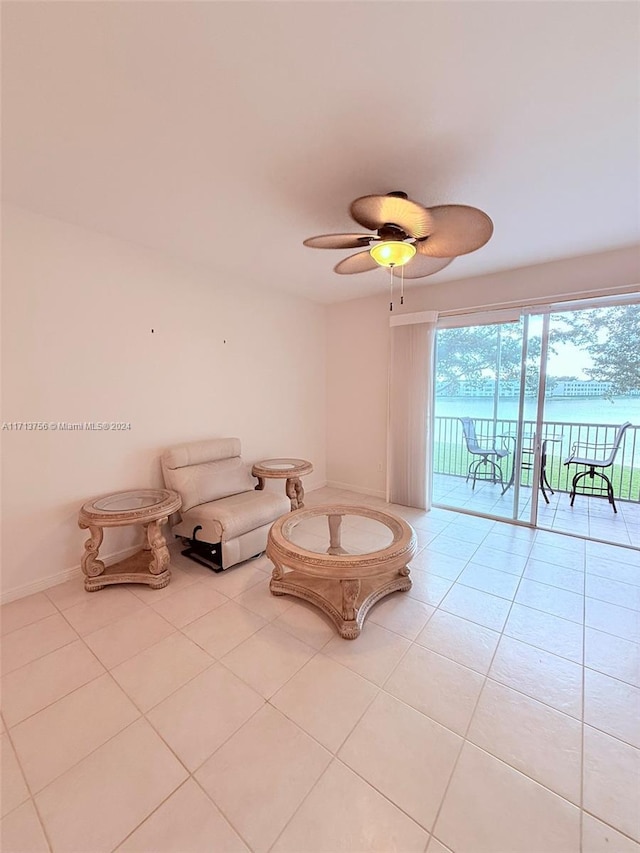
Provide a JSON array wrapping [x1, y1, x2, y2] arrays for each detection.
[[476, 441, 496, 450], [569, 441, 614, 455]]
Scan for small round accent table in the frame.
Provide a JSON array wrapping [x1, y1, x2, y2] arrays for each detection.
[[78, 489, 182, 592], [252, 458, 313, 510], [267, 505, 417, 639]]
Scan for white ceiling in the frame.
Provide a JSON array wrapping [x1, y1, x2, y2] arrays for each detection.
[[2, 2, 638, 303]]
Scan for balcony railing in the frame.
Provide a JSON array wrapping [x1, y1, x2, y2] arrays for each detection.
[[433, 417, 640, 503]]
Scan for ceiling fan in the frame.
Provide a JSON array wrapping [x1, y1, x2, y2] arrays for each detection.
[[303, 191, 493, 298]]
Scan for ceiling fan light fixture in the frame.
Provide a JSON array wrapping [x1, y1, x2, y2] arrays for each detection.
[[369, 240, 416, 268]]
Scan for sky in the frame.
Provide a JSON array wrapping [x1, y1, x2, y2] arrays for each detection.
[[546, 341, 592, 379]]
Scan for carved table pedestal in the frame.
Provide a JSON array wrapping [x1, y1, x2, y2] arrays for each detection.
[[252, 458, 313, 510], [78, 488, 182, 592], [267, 505, 416, 639]]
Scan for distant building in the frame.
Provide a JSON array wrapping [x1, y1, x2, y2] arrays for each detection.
[[551, 380, 613, 397], [437, 379, 522, 397], [436, 378, 628, 398]]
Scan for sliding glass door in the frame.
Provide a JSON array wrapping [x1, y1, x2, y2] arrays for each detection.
[[535, 303, 640, 545], [431, 311, 542, 523], [431, 298, 640, 546]]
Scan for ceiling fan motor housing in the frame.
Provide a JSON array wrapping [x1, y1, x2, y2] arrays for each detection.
[[378, 224, 409, 241]]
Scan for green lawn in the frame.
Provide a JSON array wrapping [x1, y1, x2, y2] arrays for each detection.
[[433, 443, 640, 502]]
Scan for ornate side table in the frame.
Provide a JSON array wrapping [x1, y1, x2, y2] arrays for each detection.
[[267, 505, 417, 639], [78, 489, 182, 592], [251, 458, 313, 510]]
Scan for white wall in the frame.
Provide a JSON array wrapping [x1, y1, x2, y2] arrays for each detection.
[[1, 206, 327, 601], [326, 296, 390, 497], [327, 246, 640, 496]]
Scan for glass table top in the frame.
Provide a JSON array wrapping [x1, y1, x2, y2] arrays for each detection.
[[261, 462, 298, 470], [285, 511, 395, 556], [93, 490, 167, 512], [254, 458, 311, 473]]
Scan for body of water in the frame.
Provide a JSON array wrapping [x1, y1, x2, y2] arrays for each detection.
[[435, 396, 640, 425]]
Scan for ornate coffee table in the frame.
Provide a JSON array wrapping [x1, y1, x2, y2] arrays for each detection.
[[252, 458, 313, 510], [267, 505, 417, 639], [78, 488, 182, 592]]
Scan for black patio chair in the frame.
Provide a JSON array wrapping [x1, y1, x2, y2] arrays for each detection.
[[459, 417, 510, 491], [564, 421, 632, 513]]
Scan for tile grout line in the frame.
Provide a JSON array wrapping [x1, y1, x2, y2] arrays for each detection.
[[255, 665, 396, 849], [191, 775, 258, 852], [2, 717, 56, 853], [128, 702, 268, 853], [357, 526, 500, 839], [263, 524, 494, 850], [580, 806, 640, 847], [107, 778, 199, 853], [5, 667, 109, 731], [3, 561, 321, 837], [13, 515, 632, 845], [3, 494, 638, 850], [26, 682, 260, 853], [1, 630, 79, 680], [264, 757, 338, 853], [6, 623, 216, 826], [340, 522, 612, 839], [396, 631, 639, 753], [424, 530, 546, 841], [8, 548, 637, 675], [266, 655, 382, 759], [3, 574, 244, 725], [105, 580, 317, 852]]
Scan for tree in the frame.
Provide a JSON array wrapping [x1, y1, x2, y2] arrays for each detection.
[[435, 304, 640, 398], [435, 323, 543, 394], [560, 304, 640, 395]]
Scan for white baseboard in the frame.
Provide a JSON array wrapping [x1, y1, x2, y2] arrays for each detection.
[[325, 480, 386, 500], [1, 544, 142, 605], [2, 480, 381, 604]]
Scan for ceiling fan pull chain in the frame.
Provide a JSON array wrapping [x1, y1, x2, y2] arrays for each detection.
[[400, 265, 405, 305], [389, 265, 394, 312]]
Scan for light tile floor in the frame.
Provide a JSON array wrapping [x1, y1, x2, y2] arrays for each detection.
[[1, 486, 639, 852]]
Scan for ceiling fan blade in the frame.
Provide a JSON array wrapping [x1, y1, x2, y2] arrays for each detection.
[[350, 195, 433, 239], [334, 250, 380, 275], [416, 205, 493, 258], [303, 233, 374, 249], [402, 255, 454, 279]]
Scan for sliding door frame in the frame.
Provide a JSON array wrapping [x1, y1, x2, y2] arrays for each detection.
[[432, 308, 534, 525], [430, 292, 640, 549]]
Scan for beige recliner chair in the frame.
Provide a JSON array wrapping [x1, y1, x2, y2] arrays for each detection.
[[161, 437, 290, 571]]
